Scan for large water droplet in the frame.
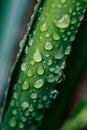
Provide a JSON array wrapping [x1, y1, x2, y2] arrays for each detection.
[[33, 50, 42, 62], [40, 23, 48, 32], [53, 32, 61, 41], [27, 69, 33, 77], [22, 81, 29, 90], [34, 79, 44, 88], [54, 14, 70, 28], [44, 41, 53, 51], [9, 118, 17, 127], [65, 45, 71, 55], [21, 62, 27, 72], [37, 66, 44, 75], [50, 90, 59, 99], [22, 101, 29, 110]]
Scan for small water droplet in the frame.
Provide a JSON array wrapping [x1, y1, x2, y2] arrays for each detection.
[[21, 116, 27, 122], [50, 90, 59, 99], [65, 45, 71, 55], [9, 118, 17, 127], [54, 49, 64, 59], [69, 35, 75, 41], [12, 109, 17, 115], [57, 73, 65, 83], [61, 61, 66, 69], [35, 113, 43, 121], [30, 93, 38, 99], [71, 17, 77, 24], [40, 23, 48, 32], [30, 60, 35, 65], [21, 62, 27, 72], [22, 81, 29, 90], [54, 14, 70, 28], [53, 32, 61, 41], [42, 95, 48, 101], [61, 0, 66, 3], [49, 67, 55, 72], [27, 69, 33, 77], [34, 79, 44, 88], [33, 50, 42, 62], [37, 66, 44, 75], [47, 74, 56, 83], [18, 122, 24, 129], [37, 103, 44, 109], [45, 33, 50, 37], [28, 105, 34, 112], [47, 59, 53, 65], [44, 41, 53, 50], [28, 39, 33, 46], [24, 46, 29, 54], [22, 101, 29, 110], [25, 111, 30, 116]]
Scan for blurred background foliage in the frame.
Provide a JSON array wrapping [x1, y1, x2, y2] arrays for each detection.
[[0, 0, 87, 130]]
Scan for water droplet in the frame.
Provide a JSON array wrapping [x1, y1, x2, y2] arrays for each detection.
[[45, 33, 50, 37], [42, 95, 48, 101], [12, 109, 17, 115], [9, 118, 17, 127], [21, 62, 27, 72], [30, 60, 35, 65], [35, 113, 43, 121], [61, 0, 66, 3], [54, 66, 60, 74], [37, 66, 44, 75], [49, 67, 55, 72], [37, 103, 44, 109], [54, 14, 70, 28], [53, 32, 61, 41], [50, 90, 59, 99], [25, 111, 30, 116], [18, 122, 24, 129], [27, 69, 33, 77], [30, 93, 38, 99], [33, 50, 42, 62], [21, 116, 27, 122], [22, 101, 29, 110], [13, 92, 18, 99], [22, 81, 29, 90], [40, 23, 48, 32], [47, 74, 56, 83], [24, 46, 28, 54], [69, 35, 75, 41], [47, 59, 53, 65], [45, 100, 52, 108], [44, 41, 53, 50], [57, 73, 65, 83], [34, 79, 44, 88], [71, 17, 77, 24], [54, 49, 64, 59], [61, 61, 66, 69], [28, 105, 34, 112], [28, 39, 33, 46], [65, 45, 71, 55]]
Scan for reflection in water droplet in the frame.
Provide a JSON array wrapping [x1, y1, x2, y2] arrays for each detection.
[[33, 50, 42, 62], [54, 14, 70, 28], [44, 41, 53, 50], [34, 79, 44, 88]]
